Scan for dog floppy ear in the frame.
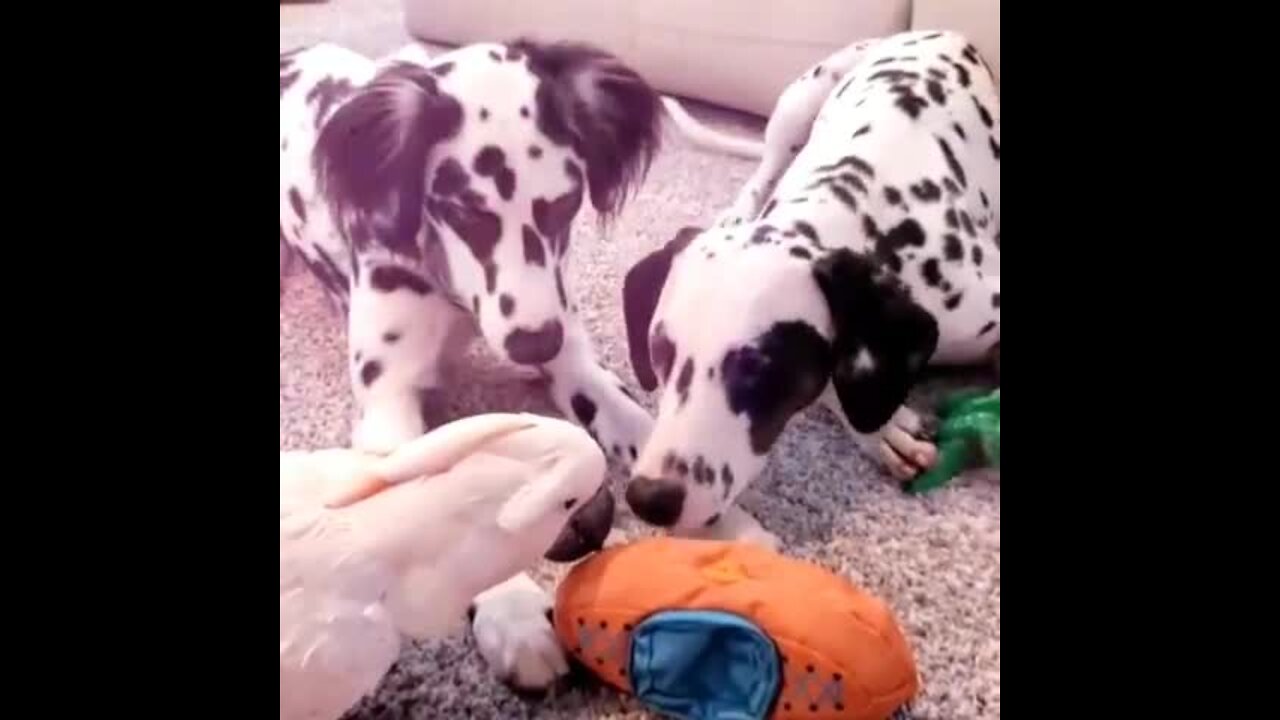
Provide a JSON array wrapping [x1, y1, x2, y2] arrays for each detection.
[[812, 249, 938, 433], [510, 39, 661, 222], [623, 227, 699, 391], [311, 62, 463, 258]]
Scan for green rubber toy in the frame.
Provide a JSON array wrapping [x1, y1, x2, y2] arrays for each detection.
[[905, 388, 1000, 494]]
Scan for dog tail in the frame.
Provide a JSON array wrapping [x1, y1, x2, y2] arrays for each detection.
[[659, 95, 765, 160], [510, 39, 663, 224]]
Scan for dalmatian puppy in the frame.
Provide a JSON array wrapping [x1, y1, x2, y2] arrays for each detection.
[[280, 39, 661, 691], [620, 29, 1001, 540]]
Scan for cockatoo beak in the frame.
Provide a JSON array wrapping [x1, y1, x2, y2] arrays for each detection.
[[323, 413, 541, 509]]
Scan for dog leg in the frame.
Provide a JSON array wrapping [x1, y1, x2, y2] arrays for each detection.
[[716, 41, 876, 228], [820, 386, 937, 482], [469, 573, 568, 694], [348, 264, 470, 453]]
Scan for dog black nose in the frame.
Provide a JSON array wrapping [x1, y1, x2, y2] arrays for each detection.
[[625, 476, 686, 527], [504, 320, 565, 365]]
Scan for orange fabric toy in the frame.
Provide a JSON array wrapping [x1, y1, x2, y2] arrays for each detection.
[[554, 537, 918, 720]]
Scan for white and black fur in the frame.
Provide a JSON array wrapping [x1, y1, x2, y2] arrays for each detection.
[[621, 30, 1001, 535], [280, 39, 664, 691]]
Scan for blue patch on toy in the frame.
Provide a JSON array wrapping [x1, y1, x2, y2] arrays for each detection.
[[629, 609, 781, 720]]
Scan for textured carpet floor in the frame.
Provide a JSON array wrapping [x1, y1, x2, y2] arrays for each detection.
[[281, 2, 1000, 718]]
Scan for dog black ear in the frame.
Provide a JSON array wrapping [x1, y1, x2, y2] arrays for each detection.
[[812, 249, 938, 433], [510, 39, 661, 222], [623, 227, 699, 391], [311, 63, 463, 258]]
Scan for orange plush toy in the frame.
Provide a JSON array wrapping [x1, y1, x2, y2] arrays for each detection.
[[554, 537, 918, 720]]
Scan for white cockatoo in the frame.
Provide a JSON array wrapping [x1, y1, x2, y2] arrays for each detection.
[[280, 412, 614, 720]]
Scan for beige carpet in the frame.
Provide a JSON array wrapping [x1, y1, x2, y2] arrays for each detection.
[[281, 2, 1000, 718]]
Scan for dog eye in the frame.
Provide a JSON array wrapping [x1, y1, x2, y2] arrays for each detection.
[[562, 498, 577, 510]]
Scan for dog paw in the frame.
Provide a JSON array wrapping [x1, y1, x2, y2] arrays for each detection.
[[877, 406, 938, 480], [470, 575, 568, 694], [588, 394, 654, 471]]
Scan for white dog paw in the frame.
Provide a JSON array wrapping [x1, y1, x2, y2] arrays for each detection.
[[469, 575, 568, 694]]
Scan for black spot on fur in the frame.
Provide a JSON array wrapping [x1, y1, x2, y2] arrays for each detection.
[[944, 293, 964, 310], [479, 108, 490, 120], [989, 136, 1001, 160], [721, 464, 734, 499], [926, 80, 945, 104], [928, 67, 946, 80], [528, 145, 542, 159], [513, 38, 661, 221], [532, 160, 584, 256], [867, 217, 927, 274], [973, 96, 993, 127], [992, 292, 1000, 308], [870, 69, 919, 84], [943, 234, 964, 261], [571, 392, 598, 426], [289, 188, 306, 221], [978, 320, 997, 337], [650, 323, 677, 386], [472, 295, 480, 314], [816, 155, 875, 178], [945, 208, 958, 228], [473, 145, 517, 201], [794, 221, 819, 244], [383, 330, 401, 343], [499, 293, 515, 317], [505, 320, 564, 365], [971, 244, 984, 265], [281, 70, 301, 97], [910, 179, 942, 202], [522, 225, 546, 267], [750, 225, 775, 246], [812, 65, 824, 78], [790, 246, 812, 259], [370, 265, 432, 295], [936, 137, 967, 188], [948, 61, 971, 88], [920, 258, 943, 287], [953, 122, 967, 141], [853, 124, 871, 139], [306, 77, 357, 126], [872, 57, 896, 66], [980, 190, 990, 208], [428, 157, 504, 279], [923, 32, 943, 39], [555, 267, 568, 309], [762, 198, 778, 219], [885, 186, 903, 205], [722, 322, 834, 455], [962, 44, 981, 65], [960, 211, 975, 237], [360, 360, 383, 386], [484, 265, 499, 294], [488, 49, 503, 62], [943, 177, 961, 196], [891, 85, 929, 118], [789, 144, 802, 154]]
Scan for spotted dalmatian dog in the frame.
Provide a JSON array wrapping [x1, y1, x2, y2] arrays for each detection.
[[620, 29, 1001, 541], [280, 39, 663, 690]]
